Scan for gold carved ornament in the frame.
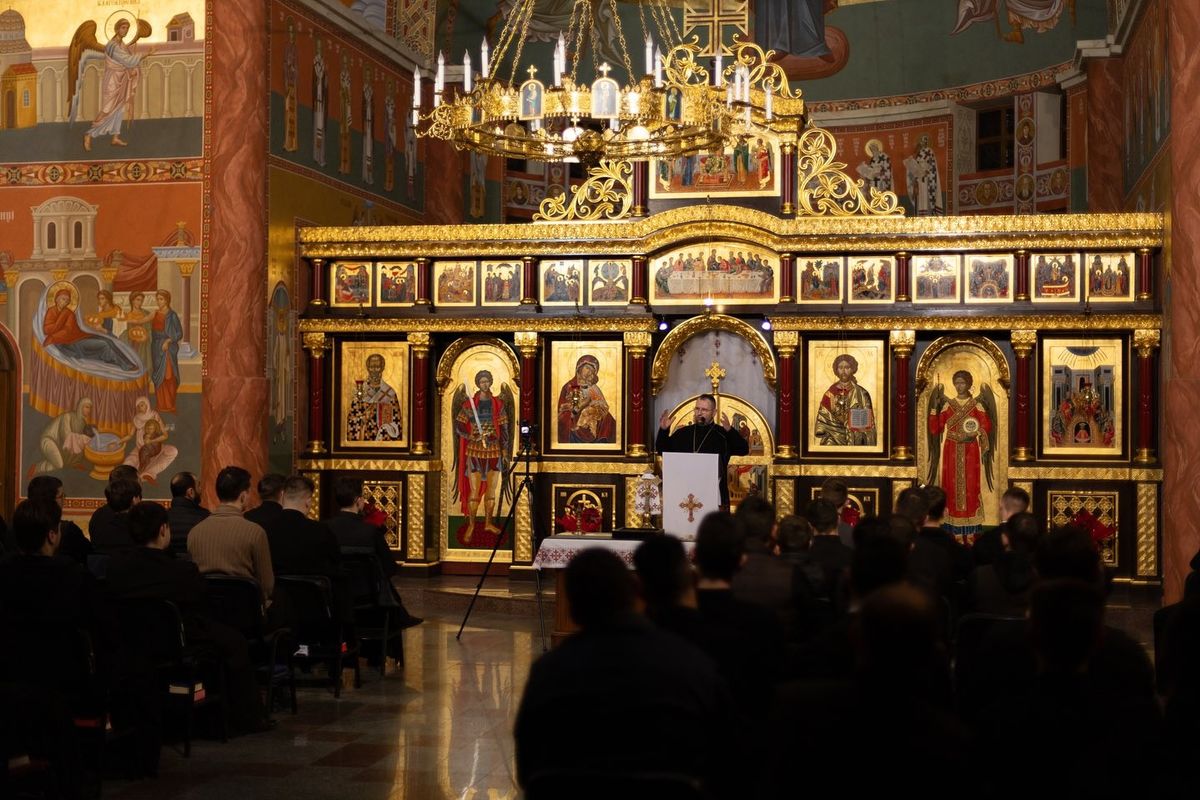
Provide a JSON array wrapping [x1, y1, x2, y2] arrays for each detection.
[[795, 126, 903, 217], [772, 314, 1161, 333], [889, 329, 916, 357], [300, 316, 657, 335], [915, 335, 1012, 394], [1010, 330, 1038, 356], [651, 313, 777, 395], [534, 160, 633, 222], [1136, 483, 1158, 577], [1133, 328, 1161, 357], [434, 335, 522, 392]]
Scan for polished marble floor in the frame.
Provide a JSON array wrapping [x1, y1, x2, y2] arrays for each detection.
[[106, 600, 546, 800]]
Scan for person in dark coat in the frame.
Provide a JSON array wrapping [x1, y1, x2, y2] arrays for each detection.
[[654, 394, 749, 508], [974, 486, 1030, 566], [515, 548, 737, 800], [803, 498, 853, 602], [731, 496, 809, 642], [26, 475, 92, 566], [323, 475, 420, 626], [87, 464, 140, 543], [89, 478, 141, 555], [969, 511, 1040, 616], [167, 471, 208, 555], [243, 473, 286, 530], [264, 476, 341, 578]]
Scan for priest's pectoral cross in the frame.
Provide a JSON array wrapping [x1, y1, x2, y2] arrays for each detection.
[[680, 493, 704, 523]]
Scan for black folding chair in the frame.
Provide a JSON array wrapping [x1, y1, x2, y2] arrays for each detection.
[[114, 598, 228, 758], [341, 551, 406, 675], [203, 575, 296, 718], [277, 575, 360, 698]]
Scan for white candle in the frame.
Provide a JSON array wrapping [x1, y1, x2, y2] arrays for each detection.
[[654, 46, 662, 87], [714, 53, 723, 87], [481, 39, 489, 79], [463, 52, 472, 93], [435, 51, 444, 93], [645, 36, 653, 76], [765, 85, 773, 120]]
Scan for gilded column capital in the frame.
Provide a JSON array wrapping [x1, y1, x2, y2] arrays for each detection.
[[623, 330, 652, 354], [889, 329, 916, 357], [772, 330, 799, 354], [1011, 330, 1037, 356], [302, 331, 329, 357], [407, 331, 431, 354], [514, 331, 540, 357], [1134, 329, 1160, 357]]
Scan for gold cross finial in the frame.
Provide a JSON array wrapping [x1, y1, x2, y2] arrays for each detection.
[[705, 360, 726, 394], [526, 64, 538, 80], [597, 62, 612, 79], [680, 493, 704, 523]]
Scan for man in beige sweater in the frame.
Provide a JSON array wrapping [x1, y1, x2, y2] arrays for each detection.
[[188, 466, 275, 608]]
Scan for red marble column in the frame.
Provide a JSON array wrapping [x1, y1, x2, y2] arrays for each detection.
[[631, 255, 648, 307], [625, 332, 651, 457], [1086, 57, 1124, 212], [1014, 250, 1030, 302], [515, 333, 538, 443], [890, 331, 914, 460], [780, 142, 797, 216], [1165, 0, 1200, 602], [896, 252, 911, 302], [632, 161, 649, 217], [409, 333, 430, 455], [1137, 247, 1153, 301], [774, 332, 797, 458], [303, 334, 329, 453], [1011, 331, 1035, 461], [202, 0, 269, 505], [779, 253, 795, 303], [1135, 330, 1160, 465], [415, 257, 431, 306], [521, 257, 537, 306], [307, 257, 326, 312]]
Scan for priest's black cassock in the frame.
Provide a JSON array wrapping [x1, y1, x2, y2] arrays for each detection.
[[655, 422, 750, 508]]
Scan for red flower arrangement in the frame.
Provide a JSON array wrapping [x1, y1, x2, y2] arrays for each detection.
[[1070, 509, 1115, 547]]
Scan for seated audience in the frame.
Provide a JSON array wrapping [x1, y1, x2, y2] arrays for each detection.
[[899, 486, 970, 600], [244, 473, 287, 530], [731, 496, 809, 641], [187, 466, 276, 611], [968, 510, 1039, 616], [974, 486, 1030, 565], [88, 464, 140, 541], [324, 476, 420, 627], [802, 499, 853, 603], [89, 478, 141, 554], [264, 476, 341, 578], [514, 547, 736, 799], [633, 534, 712, 654], [820, 477, 856, 547], [1156, 552, 1200, 793], [107, 501, 270, 734], [167, 471, 209, 555], [26, 475, 92, 565]]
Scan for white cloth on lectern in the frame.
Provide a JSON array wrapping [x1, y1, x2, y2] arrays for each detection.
[[661, 452, 720, 541]]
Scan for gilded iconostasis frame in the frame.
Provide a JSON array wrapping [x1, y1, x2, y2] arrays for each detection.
[[298, 208, 1164, 583]]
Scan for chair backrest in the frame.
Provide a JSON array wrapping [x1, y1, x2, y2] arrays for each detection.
[[277, 574, 336, 642], [340, 551, 397, 608], [203, 574, 266, 638], [113, 597, 186, 670], [954, 612, 1024, 691]]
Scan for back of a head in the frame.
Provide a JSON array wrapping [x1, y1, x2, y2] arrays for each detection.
[[1002, 486, 1031, 515], [128, 501, 169, 546], [852, 513, 916, 550], [565, 547, 636, 629], [26, 475, 63, 505], [332, 475, 363, 509], [283, 474, 315, 504], [1036, 526, 1101, 584], [1004, 511, 1041, 553], [105, 478, 142, 513], [855, 583, 941, 684], [1029, 578, 1104, 674], [849, 525, 909, 600], [169, 471, 197, 499], [820, 478, 848, 508], [895, 486, 931, 529], [12, 498, 62, 554], [804, 498, 839, 535], [694, 511, 744, 582], [734, 495, 776, 547], [108, 464, 139, 484], [257, 473, 288, 502], [214, 466, 252, 503], [775, 514, 813, 554], [633, 534, 691, 607], [923, 485, 948, 522]]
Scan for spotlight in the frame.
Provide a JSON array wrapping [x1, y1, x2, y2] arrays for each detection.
[[657, 318, 670, 332], [761, 319, 772, 331]]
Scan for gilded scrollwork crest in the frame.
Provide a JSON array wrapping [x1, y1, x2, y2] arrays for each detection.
[[651, 314, 777, 395]]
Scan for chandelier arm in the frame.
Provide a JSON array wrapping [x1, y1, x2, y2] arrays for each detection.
[[506, 0, 539, 86], [587, 1, 601, 76], [649, 0, 682, 50], [568, 0, 590, 81], [607, 0, 636, 85], [490, 0, 531, 85]]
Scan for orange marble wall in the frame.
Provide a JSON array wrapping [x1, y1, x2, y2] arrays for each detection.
[[1164, 0, 1200, 603], [202, 0, 271, 505], [1086, 57, 1124, 212]]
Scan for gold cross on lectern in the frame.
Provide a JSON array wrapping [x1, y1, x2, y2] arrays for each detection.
[[680, 493, 704, 522]]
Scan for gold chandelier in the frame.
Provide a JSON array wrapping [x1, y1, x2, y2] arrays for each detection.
[[415, 0, 744, 166]]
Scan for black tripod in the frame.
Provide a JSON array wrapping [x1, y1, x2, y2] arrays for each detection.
[[456, 425, 548, 651]]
